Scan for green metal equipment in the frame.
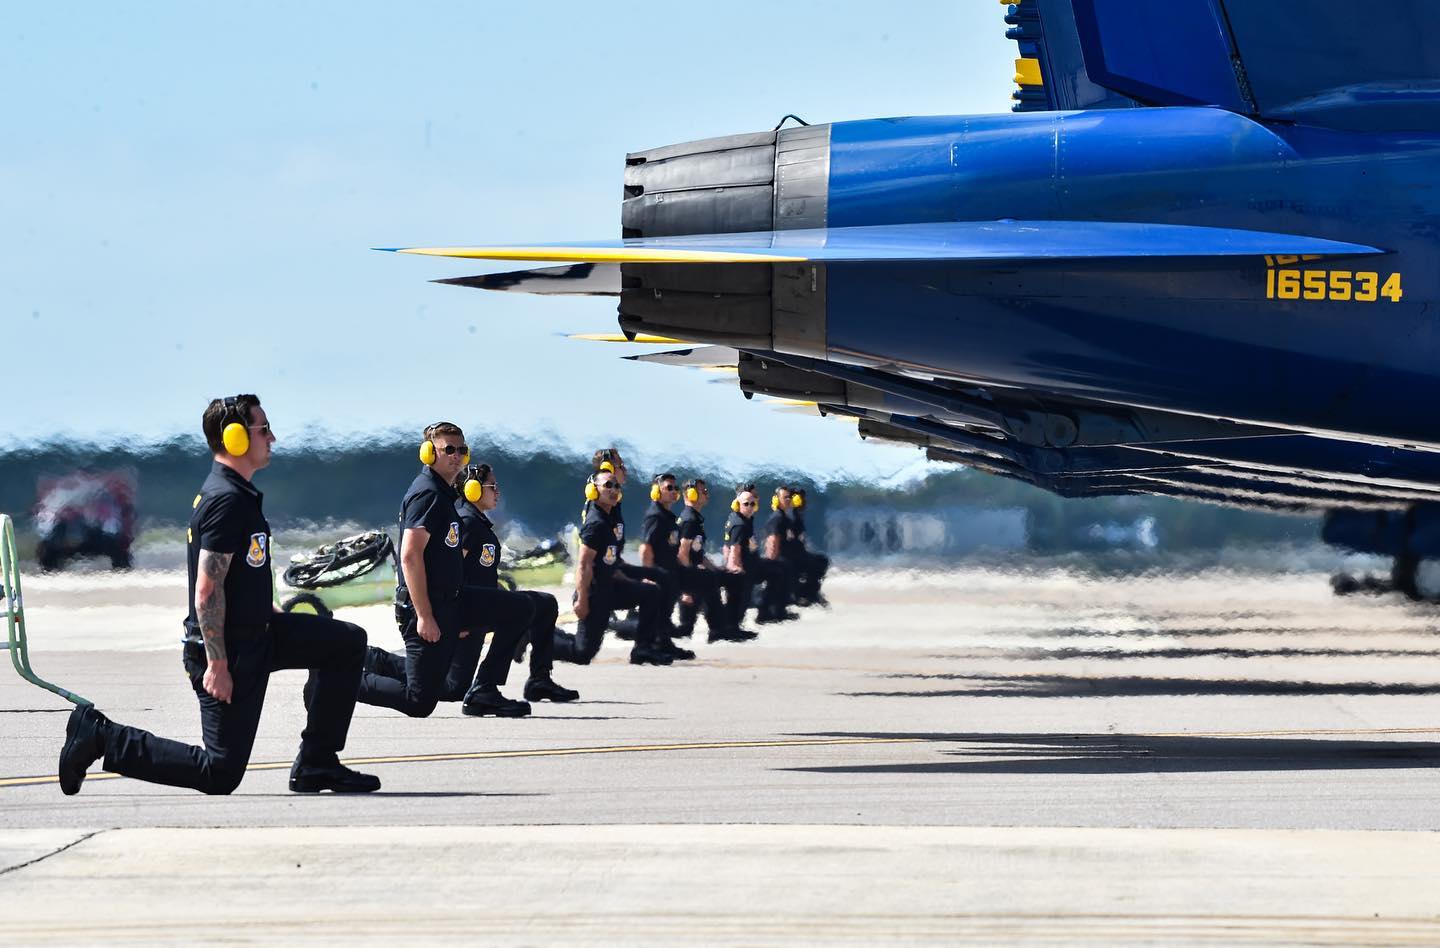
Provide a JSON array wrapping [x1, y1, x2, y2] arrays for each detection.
[[1, 513, 89, 705]]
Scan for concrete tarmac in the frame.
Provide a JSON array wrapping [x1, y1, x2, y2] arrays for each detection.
[[3, 566, 1439, 944]]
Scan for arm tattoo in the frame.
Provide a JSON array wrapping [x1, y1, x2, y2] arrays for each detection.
[[197, 550, 233, 662]]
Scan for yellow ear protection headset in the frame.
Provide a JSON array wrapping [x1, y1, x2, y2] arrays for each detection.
[[220, 396, 251, 457], [684, 482, 701, 503], [650, 473, 677, 503], [419, 423, 471, 467], [459, 463, 489, 504], [771, 493, 780, 511], [584, 460, 617, 501], [731, 498, 741, 512], [792, 491, 805, 509]]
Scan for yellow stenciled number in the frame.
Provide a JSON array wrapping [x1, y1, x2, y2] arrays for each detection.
[[1382, 272, 1403, 302], [1355, 271, 1379, 302], [1276, 269, 1301, 300], [1328, 271, 1352, 301], [1302, 270, 1326, 300]]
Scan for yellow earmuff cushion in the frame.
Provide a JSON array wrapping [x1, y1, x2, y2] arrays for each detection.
[[793, 494, 804, 509], [463, 479, 483, 503], [419, 440, 437, 465], [222, 422, 250, 457], [462, 450, 471, 465], [731, 499, 740, 512], [650, 484, 661, 501], [585, 482, 599, 501], [771, 495, 780, 511], [685, 487, 699, 502], [599, 461, 615, 473]]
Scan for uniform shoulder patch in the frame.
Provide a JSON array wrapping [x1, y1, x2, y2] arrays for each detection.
[[445, 522, 460, 548], [480, 543, 497, 567], [246, 532, 268, 568], [603, 545, 618, 565]]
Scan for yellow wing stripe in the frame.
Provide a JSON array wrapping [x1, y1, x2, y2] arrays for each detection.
[[397, 247, 808, 264], [567, 332, 687, 344]]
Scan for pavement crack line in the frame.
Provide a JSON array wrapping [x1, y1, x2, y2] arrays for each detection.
[[0, 830, 105, 877]]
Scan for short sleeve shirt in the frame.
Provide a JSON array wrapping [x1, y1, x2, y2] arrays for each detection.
[[639, 500, 682, 570], [456, 499, 500, 588], [678, 506, 707, 562], [397, 466, 463, 604], [579, 502, 622, 588], [183, 462, 272, 644], [724, 511, 759, 567]]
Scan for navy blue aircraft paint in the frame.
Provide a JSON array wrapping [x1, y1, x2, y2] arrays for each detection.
[[386, 0, 1440, 572]]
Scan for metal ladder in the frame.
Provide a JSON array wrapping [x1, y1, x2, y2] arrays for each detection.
[[1, 513, 89, 705]]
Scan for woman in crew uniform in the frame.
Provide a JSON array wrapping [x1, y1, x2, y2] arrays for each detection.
[[59, 395, 380, 795], [724, 484, 795, 625], [675, 478, 754, 641], [449, 463, 578, 704], [355, 422, 533, 718], [554, 471, 675, 665]]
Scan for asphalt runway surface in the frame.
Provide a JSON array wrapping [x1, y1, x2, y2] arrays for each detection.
[[4, 565, 1439, 944]]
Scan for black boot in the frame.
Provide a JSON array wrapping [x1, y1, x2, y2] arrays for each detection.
[[628, 642, 674, 665], [289, 757, 381, 793], [462, 683, 532, 717], [58, 704, 109, 796], [708, 626, 758, 643], [658, 637, 696, 661], [524, 676, 580, 703]]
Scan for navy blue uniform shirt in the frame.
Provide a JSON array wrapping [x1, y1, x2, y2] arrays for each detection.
[[455, 499, 500, 588], [579, 502, 622, 589], [183, 461, 272, 644], [723, 510, 759, 567], [678, 505, 708, 563], [397, 466, 463, 605], [639, 500, 682, 570]]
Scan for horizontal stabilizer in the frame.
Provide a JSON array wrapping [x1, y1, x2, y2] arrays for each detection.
[[436, 263, 620, 296], [624, 346, 739, 368], [389, 221, 1383, 268]]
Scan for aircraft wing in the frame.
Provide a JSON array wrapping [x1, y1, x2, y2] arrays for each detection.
[[390, 220, 1382, 268]]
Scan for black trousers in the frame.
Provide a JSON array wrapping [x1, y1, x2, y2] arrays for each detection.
[[441, 588, 557, 699], [672, 565, 739, 632], [617, 561, 676, 629], [101, 612, 367, 795], [357, 586, 533, 717], [744, 557, 792, 617], [785, 550, 830, 600], [555, 572, 661, 664]]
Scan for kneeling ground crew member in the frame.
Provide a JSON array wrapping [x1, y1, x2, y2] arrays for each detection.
[[675, 478, 755, 641], [725, 483, 794, 624], [59, 395, 380, 795], [555, 471, 674, 665], [356, 422, 531, 717], [787, 487, 830, 606], [453, 463, 578, 704]]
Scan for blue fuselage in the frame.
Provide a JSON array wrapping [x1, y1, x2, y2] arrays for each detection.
[[820, 109, 1440, 449]]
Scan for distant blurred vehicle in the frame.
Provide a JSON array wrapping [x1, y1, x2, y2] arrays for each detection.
[[33, 470, 138, 571]]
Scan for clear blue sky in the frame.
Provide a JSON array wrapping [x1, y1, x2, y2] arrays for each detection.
[[2, 2, 1015, 478]]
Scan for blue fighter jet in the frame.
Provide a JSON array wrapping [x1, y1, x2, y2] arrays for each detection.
[[387, 0, 1440, 580]]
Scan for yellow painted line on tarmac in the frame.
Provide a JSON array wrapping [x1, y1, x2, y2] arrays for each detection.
[[0, 736, 921, 790]]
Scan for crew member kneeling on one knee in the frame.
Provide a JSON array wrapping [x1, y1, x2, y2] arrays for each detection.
[[59, 395, 379, 795], [725, 483, 794, 624], [451, 463, 578, 706], [642, 473, 753, 643], [786, 487, 829, 606], [554, 471, 675, 666], [674, 478, 755, 642], [357, 422, 528, 717]]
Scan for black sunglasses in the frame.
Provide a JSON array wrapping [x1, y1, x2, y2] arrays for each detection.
[[597, 480, 619, 490], [438, 444, 468, 456], [248, 423, 272, 437], [740, 500, 757, 507]]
